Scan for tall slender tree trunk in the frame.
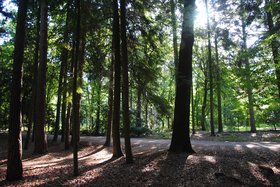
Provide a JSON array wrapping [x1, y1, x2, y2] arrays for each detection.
[[170, 0, 179, 72], [104, 57, 114, 146], [241, 15, 256, 133], [169, 0, 195, 154], [64, 103, 71, 150], [191, 84, 195, 135], [24, 3, 40, 150], [136, 87, 142, 127], [265, 0, 280, 99], [60, 0, 71, 142], [201, 77, 207, 131], [72, 0, 81, 176], [214, 32, 223, 133], [121, 0, 133, 164], [76, 34, 86, 143], [95, 82, 101, 135], [6, 0, 28, 181], [205, 0, 215, 136], [34, 0, 48, 154], [112, 0, 123, 158]]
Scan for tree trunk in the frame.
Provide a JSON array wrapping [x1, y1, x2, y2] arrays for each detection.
[[6, 0, 28, 181], [136, 87, 142, 127], [52, 3, 72, 141], [169, 0, 195, 154], [104, 57, 114, 147], [95, 82, 101, 135], [191, 84, 195, 135], [76, 34, 86, 143], [34, 0, 48, 154], [241, 14, 256, 133], [64, 103, 71, 150], [112, 0, 123, 158], [121, 0, 133, 164], [170, 0, 179, 72], [205, 0, 215, 136], [72, 0, 81, 176], [214, 32, 223, 133], [201, 77, 207, 131], [24, 3, 40, 150], [265, 0, 280, 99]]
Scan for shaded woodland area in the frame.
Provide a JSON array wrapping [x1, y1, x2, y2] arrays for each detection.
[[0, 0, 280, 185]]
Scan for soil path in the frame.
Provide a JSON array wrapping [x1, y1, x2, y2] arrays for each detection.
[[0, 134, 279, 186]]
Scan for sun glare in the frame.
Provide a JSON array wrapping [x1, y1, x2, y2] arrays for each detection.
[[195, 0, 207, 28]]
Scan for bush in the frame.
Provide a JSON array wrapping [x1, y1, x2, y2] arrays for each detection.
[[130, 126, 152, 137]]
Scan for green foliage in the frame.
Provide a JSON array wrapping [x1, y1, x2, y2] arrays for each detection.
[[130, 126, 152, 137]]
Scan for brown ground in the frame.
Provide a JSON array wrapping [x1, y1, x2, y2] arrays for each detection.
[[0, 132, 280, 186]]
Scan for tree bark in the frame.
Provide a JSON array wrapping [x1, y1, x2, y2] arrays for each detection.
[[201, 77, 207, 131], [121, 0, 133, 164], [34, 0, 48, 154], [241, 13, 256, 133], [72, 0, 81, 176], [104, 57, 114, 147], [112, 0, 123, 158], [170, 0, 179, 72], [205, 0, 215, 136], [6, 0, 28, 181], [24, 3, 40, 150], [265, 0, 280, 99], [136, 87, 142, 127], [214, 32, 223, 133], [95, 82, 101, 135], [169, 0, 195, 154]]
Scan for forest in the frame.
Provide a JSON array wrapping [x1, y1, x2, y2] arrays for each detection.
[[0, 0, 280, 186]]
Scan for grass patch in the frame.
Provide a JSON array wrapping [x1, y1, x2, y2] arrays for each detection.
[[217, 134, 247, 142]]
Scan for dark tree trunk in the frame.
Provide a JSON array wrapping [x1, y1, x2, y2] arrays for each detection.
[[24, 3, 40, 150], [191, 84, 195, 135], [52, 4, 72, 141], [169, 0, 195, 154], [60, 1, 71, 142], [136, 87, 142, 127], [95, 82, 101, 135], [34, 0, 48, 154], [76, 34, 86, 143], [205, 0, 215, 136], [6, 0, 28, 181], [65, 103, 71, 150], [214, 32, 223, 133], [71, 0, 81, 176], [104, 57, 114, 147], [121, 0, 133, 164], [241, 14, 256, 133], [112, 0, 123, 158], [265, 0, 280, 99], [201, 77, 207, 131], [170, 0, 179, 72]]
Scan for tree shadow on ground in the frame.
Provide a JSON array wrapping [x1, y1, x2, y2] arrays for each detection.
[[0, 139, 280, 186]]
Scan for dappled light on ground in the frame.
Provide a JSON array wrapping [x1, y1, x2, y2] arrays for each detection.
[[0, 135, 279, 186]]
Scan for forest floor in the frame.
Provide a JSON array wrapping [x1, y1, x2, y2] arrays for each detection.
[[0, 131, 280, 186]]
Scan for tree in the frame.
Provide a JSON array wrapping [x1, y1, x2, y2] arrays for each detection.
[[205, 0, 215, 136], [214, 30, 223, 133], [34, 0, 48, 154], [104, 59, 114, 147], [240, 0, 256, 133], [169, 0, 195, 153], [24, 2, 40, 150], [6, 0, 28, 181], [265, 0, 280, 99], [120, 0, 133, 164], [112, 0, 123, 158], [72, 0, 81, 176]]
